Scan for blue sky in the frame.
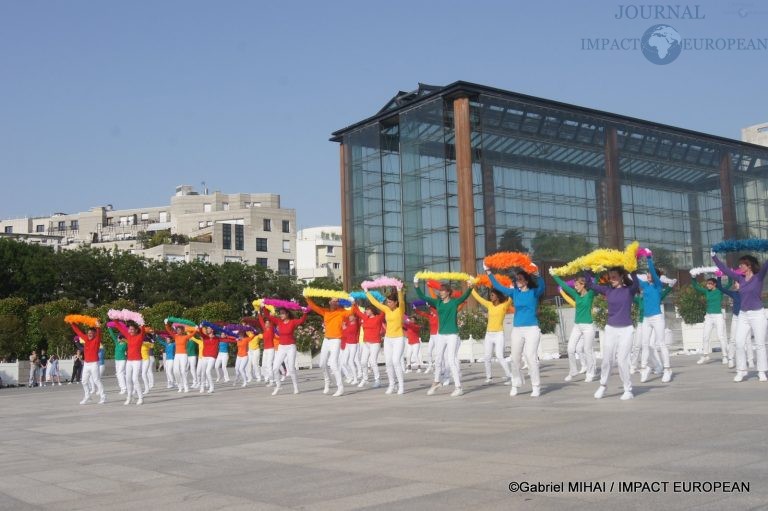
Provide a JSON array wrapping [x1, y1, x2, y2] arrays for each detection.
[[1, 0, 766, 228]]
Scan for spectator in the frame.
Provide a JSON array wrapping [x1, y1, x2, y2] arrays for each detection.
[[28, 350, 40, 387], [48, 354, 62, 386], [70, 350, 83, 384], [39, 349, 49, 386]]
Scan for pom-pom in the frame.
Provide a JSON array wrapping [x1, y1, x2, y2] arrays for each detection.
[[107, 309, 145, 326], [660, 275, 677, 286], [689, 266, 718, 277], [411, 299, 427, 309], [474, 274, 513, 288], [559, 289, 576, 307], [712, 239, 768, 253], [166, 316, 196, 327], [338, 299, 353, 308], [552, 241, 639, 276], [200, 321, 237, 337], [263, 298, 303, 310], [636, 247, 653, 258], [426, 280, 441, 290], [483, 252, 537, 273], [414, 271, 471, 282], [302, 288, 352, 300], [350, 290, 385, 303], [361, 276, 403, 290], [64, 314, 99, 328]]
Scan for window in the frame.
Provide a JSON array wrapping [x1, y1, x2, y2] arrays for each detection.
[[326, 245, 335, 255], [256, 257, 268, 267], [263, 218, 272, 231], [333, 263, 340, 269], [204, 203, 212, 213], [3, 226, 11, 234], [222, 224, 232, 250], [70, 220, 79, 230], [256, 238, 268, 252], [282, 240, 291, 253], [36, 225, 44, 233], [57, 221, 66, 231], [196, 254, 209, 262], [223, 202, 230, 211], [159, 211, 168, 222], [282, 220, 290, 233], [278, 259, 292, 275], [141, 213, 149, 221], [235, 224, 244, 251], [198, 221, 206, 229]]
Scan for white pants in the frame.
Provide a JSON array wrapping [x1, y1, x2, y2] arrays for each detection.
[[261, 349, 275, 382], [99, 364, 105, 377], [363, 342, 381, 382], [483, 331, 511, 379], [702, 313, 727, 356], [433, 334, 461, 387], [319, 338, 343, 389], [174, 354, 189, 390], [196, 354, 205, 384], [115, 359, 126, 391], [511, 326, 541, 387], [164, 359, 175, 386], [272, 345, 298, 391], [383, 336, 405, 390], [641, 314, 669, 369], [234, 356, 248, 385], [200, 356, 215, 391], [148, 356, 155, 387], [426, 335, 436, 367], [82, 362, 104, 400], [567, 323, 596, 377], [601, 325, 634, 392], [247, 349, 262, 381], [125, 360, 142, 399], [406, 343, 422, 369], [735, 310, 768, 372], [215, 352, 230, 381], [140, 359, 152, 394], [345, 343, 361, 380], [630, 326, 642, 369], [187, 356, 198, 386], [359, 342, 369, 377]]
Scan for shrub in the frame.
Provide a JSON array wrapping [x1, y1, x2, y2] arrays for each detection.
[[538, 302, 559, 335], [458, 308, 487, 340], [676, 285, 706, 324]]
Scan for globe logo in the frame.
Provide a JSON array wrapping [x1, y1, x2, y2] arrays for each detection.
[[641, 24, 682, 65]]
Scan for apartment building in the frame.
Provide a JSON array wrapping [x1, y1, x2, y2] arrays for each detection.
[[295, 226, 343, 283]]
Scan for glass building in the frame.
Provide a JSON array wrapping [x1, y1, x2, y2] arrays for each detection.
[[331, 82, 768, 290]]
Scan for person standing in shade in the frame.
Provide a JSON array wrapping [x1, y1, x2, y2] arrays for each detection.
[[70, 350, 83, 384], [28, 350, 39, 387], [692, 277, 730, 365], [39, 350, 48, 387], [414, 278, 473, 397]]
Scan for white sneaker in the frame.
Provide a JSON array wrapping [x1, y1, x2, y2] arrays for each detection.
[[136, 397, 143, 405], [280, 375, 286, 382], [728, 359, 735, 369], [293, 388, 299, 394], [620, 391, 634, 400], [215, 378, 220, 382], [579, 366, 587, 374], [416, 368, 422, 373], [450, 388, 463, 397], [503, 378, 511, 385], [661, 369, 672, 383], [385, 386, 394, 395], [594, 385, 606, 399], [697, 356, 709, 365], [123, 397, 131, 405], [530, 386, 540, 397], [564, 374, 573, 382], [58, 382, 62, 386], [199, 387, 205, 394], [630, 365, 637, 375], [241, 382, 247, 388], [734, 371, 747, 382], [332, 388, 344, 397], [98, 395, 106, 404], [748, 361, 755, 369], [427, 383, 440, 396], [722, 357, 728, 365], [759, 372, 767, 382], [372, 380, 381, 389], [484, 378, 492, 384], [266, 381, 274, 387], [585, 373, 594, 383], [405, 369, 412, 374], [323, 382, 330, 395], [509, 386, 518, 397], [119, 389, 126, 395], [79, 397, 89, 405], [397, 386, 404, 395], [442, 379, 450, 386], [640, 367, 650, 383], [272, 386, 280, 396], [357, 380, 366, 388]]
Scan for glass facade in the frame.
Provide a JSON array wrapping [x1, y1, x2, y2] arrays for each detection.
[[337, 82, 768, 288]]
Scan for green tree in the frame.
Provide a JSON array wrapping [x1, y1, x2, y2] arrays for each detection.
[[26, 298, 83, 356], [142, 301, 186, 331], [0, 239, 57, 304], [0, 315, 26, 360], [496, 228, 527, 253], [531, 232, 593, 263]]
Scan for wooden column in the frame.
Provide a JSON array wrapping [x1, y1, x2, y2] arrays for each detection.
[[601, 127, 623, 248], [339, 143, 352, 290], [453, 96, 477, 275], [481, 161, 497, 256]]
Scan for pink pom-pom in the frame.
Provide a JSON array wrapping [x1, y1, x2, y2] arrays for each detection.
[[263, 298, 302, 310], [636, 247, 652, 258], [361, 276, 403, 290], [107, 308, 145, 326]]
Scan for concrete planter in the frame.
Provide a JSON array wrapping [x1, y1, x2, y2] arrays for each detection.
[[681, 322, 705, 352], [0, 362, 23, 386]]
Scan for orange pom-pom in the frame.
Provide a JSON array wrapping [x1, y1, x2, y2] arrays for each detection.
[[474, 274, 513, 288], [484, 252, 537, 273]]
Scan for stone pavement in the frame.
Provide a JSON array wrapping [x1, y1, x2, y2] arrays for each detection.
[[1, 356, 766, 510]]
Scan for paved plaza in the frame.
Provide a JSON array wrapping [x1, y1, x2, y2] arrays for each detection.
[[1, 357, 767, 510]]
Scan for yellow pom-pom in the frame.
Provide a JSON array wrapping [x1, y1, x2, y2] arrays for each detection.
[[414, 271, 471, 281], [302, 288, 351, 300], [552, 241, 640, 276]]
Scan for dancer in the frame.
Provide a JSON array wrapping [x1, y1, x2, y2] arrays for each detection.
[[214, 335, 231, 383], [414, 306, 439, 373], [233, 329, 252, 387], [106, 326, 128, 394], [632, 285, 672, 377], [164, 320, 195, 392], [403, 315, 423, 373], [367, 287, 407, 395], [69, 320, 106, 404], [488, 268, 545, 397], [246, 328, 263, 383], [258, 312, 277, 386], [186, 334, 200, 389], [692, 277, 730, 365], [353, 304, 385, 388], [155, 334, 176, 389], [341, 314, 361, 385], [471, 286, 513, 384], [712, 251, 768, 382], [140, 334, 155, 395], [111, 320, 147, 405], [587, 267, 640, 400], [638, 256, 672, 384], [266, 307, 308, 395], [306, 297, 351, 397], [415, 279, 473, 397], [550, 273, 596, 382], [192, 323, 237, 394]]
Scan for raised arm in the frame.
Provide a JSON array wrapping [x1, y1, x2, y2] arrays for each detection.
[[295, 311, 309, 326], [628, 271, 640, 294], [471, 288, 492, 309], [305, 297, 328, 316], [397, 288, 405, 316], [712, 254, 739, 280], [352, 304, 366, 320], [413, 285, 439, 308], [584, 271, 609, 295], [647, 256, 661, 287], [691, 279, 705, 293], [487, 272, 514, 297], [366, 291, 389, 313], [69, 323, 88, 341], [456, 285, 473, 304], [661, 285, 673, 301], [111, 321, 130, 338], [552, 274, 579, 300], [533, 274, 546, 299]]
